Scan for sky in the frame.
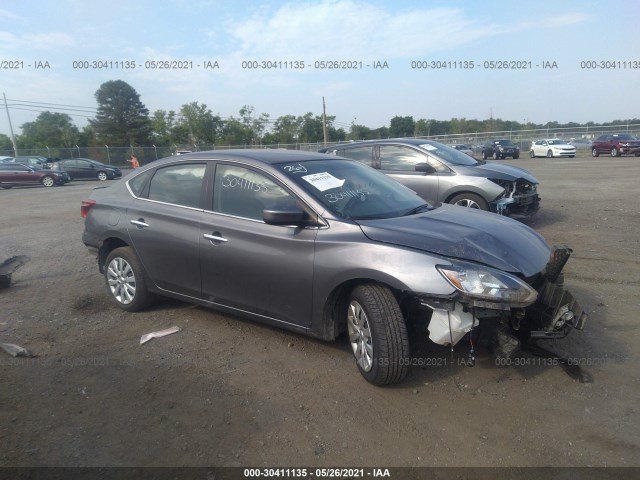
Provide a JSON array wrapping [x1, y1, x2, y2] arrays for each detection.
[[0, 0, 639, 136]]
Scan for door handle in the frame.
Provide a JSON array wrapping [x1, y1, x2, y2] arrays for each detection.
[[203, 233, 228, 243], [130, 219, 149, 228]]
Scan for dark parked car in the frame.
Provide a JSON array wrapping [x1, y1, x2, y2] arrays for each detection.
[[319, 139, 539, 216], [0, 163, 70, 188], [481, 139, 520, 160], [82, 150, 586, 385], [590, 133, 640, 157], [51, 158, 122, 180]]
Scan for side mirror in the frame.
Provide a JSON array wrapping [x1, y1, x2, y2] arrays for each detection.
[[414, 163, 436, 174], [263, 206, 316, 227]]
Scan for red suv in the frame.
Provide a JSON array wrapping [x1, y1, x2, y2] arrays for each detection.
[[591, 133, 640, 157]]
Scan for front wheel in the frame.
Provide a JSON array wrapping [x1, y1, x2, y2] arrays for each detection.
[[104, 247, 155, 311], [41, 176, 55, 187], [97, 171, 109, 181], [449, 192, 489, 211], [493, 151, 500, 160], [547, 150, 553, 158], [592, 147, 599, 157], [347, 284, 409, 385], [611, 147, 620, 157], [513, 153, 519, 159]]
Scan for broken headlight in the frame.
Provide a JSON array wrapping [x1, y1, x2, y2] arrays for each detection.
[[437, 261, 538, 306]]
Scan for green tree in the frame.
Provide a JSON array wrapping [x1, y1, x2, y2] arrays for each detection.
[[389, 116, 415, 137], [19, 111, 79, 148], [90, 80, 151, 146], [348, 123, 372, 141], [174, 102, 222, 146], [0, 133, 14, 151], [150, 109, 178, 146]]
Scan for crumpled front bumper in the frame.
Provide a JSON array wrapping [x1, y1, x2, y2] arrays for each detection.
[[493, 192, 540, 216]]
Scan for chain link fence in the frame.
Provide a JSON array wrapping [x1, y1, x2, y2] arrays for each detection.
[[3, 123, 639, 165]]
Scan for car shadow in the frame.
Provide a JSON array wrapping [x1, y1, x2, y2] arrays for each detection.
[[519, 207, 567, 229]]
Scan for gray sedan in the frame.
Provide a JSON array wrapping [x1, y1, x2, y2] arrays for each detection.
[[320, 139, 540, 216], [82, 150, 585, 385]]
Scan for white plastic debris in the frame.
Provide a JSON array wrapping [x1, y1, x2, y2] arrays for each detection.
[[139, 326, 181, 345], [0, 343, 37, 357], [428, 304, 474, 346]]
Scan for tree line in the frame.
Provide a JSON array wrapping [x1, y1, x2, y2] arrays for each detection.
[[2, 79, 639, 152]]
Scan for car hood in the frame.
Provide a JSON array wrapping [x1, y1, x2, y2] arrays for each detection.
[[357, 204, 550, 277], [457, 162, 538, 183]]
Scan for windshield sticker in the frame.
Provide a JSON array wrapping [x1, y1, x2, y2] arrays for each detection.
[[302, 172, 345, 192], [283, 163, 307, 174], [420, 144, 438, 151]]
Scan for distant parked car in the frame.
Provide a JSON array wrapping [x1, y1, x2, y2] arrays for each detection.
[[319, 139, 540, 217], [0, 163, 70, 188], [481, 139, 520, 160], [530, 139, 576, 158], [450, 144, 474, 157], [9, 156, 50, 168], [591, 134, 640, 157], [51, 158, 122, 180]]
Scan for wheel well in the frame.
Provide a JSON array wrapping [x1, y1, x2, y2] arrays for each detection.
[[98, 237, 129, 273], [444, 190, 483, 204], [322, 279, 405, 340]]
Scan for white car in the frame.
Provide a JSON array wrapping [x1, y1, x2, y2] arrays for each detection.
[[530, 139, 576, 158], [450, 144, 475, 157]]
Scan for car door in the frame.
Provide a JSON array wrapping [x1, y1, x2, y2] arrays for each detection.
[[378, 144, 440, 203], [125, 162, 207, 298], [200, 162, 316, 327], [334, 145, 375, 167], [58, 160, 79, 178]]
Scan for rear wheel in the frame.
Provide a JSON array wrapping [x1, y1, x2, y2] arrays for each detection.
[[104, 247, 155, 312], [482, 151, 488, 160], [592, 147, 599, 157], [449, 192, 489, 211], [97, 171, 109, 181], [347, 284, 409, 385], [41, 176, 55, 187], [529, 150, 535, 158]]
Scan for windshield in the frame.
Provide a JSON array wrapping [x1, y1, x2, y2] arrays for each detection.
[[614, 134, 636, 141], [418, 142, 479, 166], [547, 139, 566, 145], [277, 159, 426, 220], [496, 139, 516, 146]]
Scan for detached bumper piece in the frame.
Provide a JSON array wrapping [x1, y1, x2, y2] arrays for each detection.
[[526, 246, 587, 339], [494, 192, 540, 216]]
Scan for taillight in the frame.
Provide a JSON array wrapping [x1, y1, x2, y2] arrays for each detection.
[[81, 199, 96, 218]]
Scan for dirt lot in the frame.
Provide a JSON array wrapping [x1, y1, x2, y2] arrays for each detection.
[[1, 155, 639, 468]]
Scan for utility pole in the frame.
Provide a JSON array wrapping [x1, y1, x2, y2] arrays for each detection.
[[3, 92, 18, 156], [322, 96, 329, 145]]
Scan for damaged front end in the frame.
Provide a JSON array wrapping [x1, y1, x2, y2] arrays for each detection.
[[417, 246, 586, 351], [490, 178, 540, 216]]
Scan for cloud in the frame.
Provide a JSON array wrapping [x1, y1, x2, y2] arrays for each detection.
[[225, 1, 496, 59], [543, 13, 590, 28], [0, 8, 21, 20], [23, 32, 76, 50]]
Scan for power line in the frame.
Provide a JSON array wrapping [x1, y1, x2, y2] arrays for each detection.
[[6, 98, 97, 111]]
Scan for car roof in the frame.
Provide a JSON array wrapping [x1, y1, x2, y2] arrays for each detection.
[[320, 138, 443, 151], [164, 149, 332, 165]]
